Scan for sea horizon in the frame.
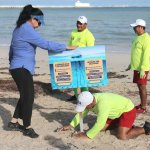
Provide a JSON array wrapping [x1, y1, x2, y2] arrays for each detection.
[[0, 6, 150, 8]]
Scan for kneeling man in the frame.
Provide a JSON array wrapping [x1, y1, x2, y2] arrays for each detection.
[[58, 91, 150, 140]]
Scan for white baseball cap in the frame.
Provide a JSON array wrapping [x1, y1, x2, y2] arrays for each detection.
[[75, 91, 93, 112], [130, 19, 146, 27], [77, 16, 88, 24]]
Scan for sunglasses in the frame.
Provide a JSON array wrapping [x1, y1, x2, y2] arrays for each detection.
[[34, 18, 41, 26]]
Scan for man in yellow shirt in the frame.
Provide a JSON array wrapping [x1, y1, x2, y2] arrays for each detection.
[[58, 92, 150, 140], [67, 16, 95, 101], [126, 19, 150, 113]]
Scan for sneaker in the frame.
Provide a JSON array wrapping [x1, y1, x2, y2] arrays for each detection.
[[135, 105, 146, 113], [135, 104, 141, 109], [23, 128, 39, 138], [143, 121, 150, 135], [8, 122, 24, 131], [67, 95, 77, 101]]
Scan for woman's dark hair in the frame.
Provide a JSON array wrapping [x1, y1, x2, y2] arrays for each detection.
[[16, 4, 44, 27]]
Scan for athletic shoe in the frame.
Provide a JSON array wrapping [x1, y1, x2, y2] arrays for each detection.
[[23, 128, 39, 138], [67, 95, 77, 101], [143, 121, 150, 135], [135, 104, 141, 109], [8, 122, 24, 131], [135, 105, 146, 113]]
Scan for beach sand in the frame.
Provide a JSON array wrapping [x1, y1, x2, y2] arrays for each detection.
[[0, 47, 150, 150]]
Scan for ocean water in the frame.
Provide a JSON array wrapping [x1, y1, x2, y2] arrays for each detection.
[[0, 7, 150, 53]]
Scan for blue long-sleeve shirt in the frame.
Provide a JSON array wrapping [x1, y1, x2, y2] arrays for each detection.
[[9, 22, 66, 74]]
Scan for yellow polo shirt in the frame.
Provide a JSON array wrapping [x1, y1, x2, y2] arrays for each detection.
[[68, 28, 95, 47], [130, 32, 150, 71]]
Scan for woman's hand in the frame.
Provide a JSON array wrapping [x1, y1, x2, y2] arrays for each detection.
[[66, 46, 78, 50]]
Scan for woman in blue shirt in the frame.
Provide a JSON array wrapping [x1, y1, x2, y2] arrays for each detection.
[[8, 4, 76, 138]]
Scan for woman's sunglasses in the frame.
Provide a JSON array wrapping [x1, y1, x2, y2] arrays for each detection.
[[34, 18, 41, 26]]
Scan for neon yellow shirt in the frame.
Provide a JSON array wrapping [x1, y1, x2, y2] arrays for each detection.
[[130, 32, 150, 71], [70, 93, 134, 139], [68, 28, 95, 47]]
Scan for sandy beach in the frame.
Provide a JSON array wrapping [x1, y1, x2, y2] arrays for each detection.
[[0, 47, 150, 150]]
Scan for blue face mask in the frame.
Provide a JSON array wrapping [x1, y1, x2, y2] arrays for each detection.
[[31, 15, 45, 26]]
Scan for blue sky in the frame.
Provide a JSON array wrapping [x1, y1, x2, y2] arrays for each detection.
[[0, 0, 150, 7]]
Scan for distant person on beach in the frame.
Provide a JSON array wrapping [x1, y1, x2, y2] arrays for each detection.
[[58, 91, 150, 140], [67, 16, 95, 101], [126, 19, 150, 113], [8, 4, 76, 138]]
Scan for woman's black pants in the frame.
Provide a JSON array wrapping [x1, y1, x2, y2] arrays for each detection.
[[10, 68, 34, 128]]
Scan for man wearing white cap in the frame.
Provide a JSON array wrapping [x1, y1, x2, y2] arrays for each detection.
[[126, 19, 150, 113], [58, 91, 150, 140], [67, 16, 95, 101]]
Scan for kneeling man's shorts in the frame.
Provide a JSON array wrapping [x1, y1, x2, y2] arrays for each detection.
[[106, 108, 136, 128]]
